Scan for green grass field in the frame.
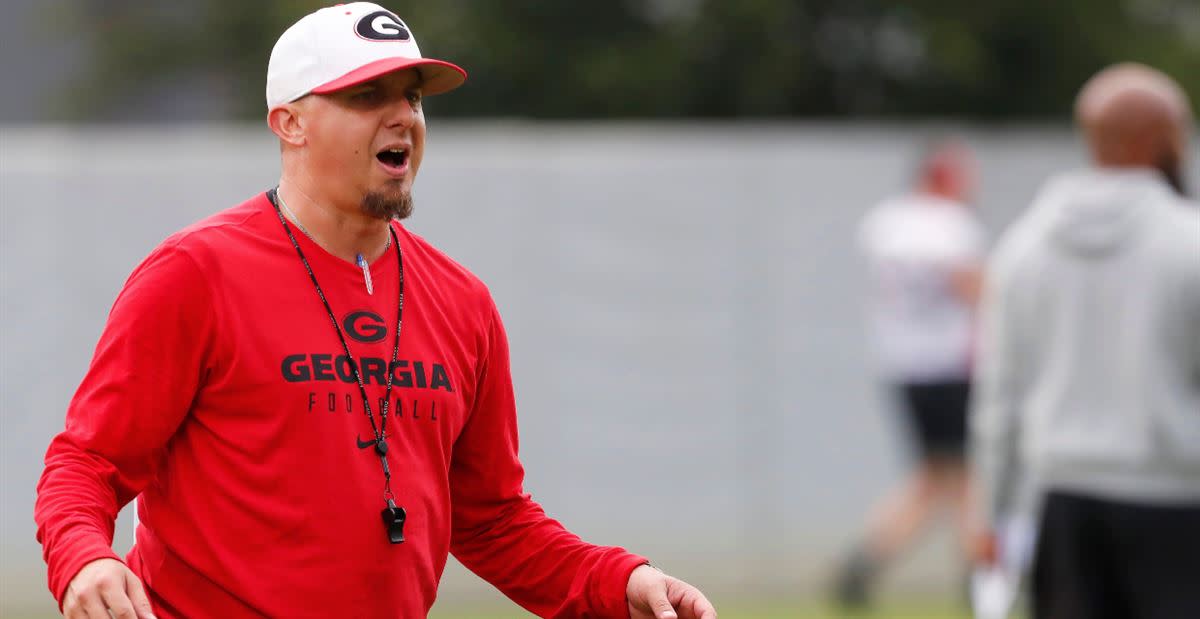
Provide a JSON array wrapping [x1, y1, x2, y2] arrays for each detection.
[[427, 602, 980, 619]]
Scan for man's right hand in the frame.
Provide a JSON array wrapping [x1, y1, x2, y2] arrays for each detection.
[[970, 529, 999, 566], [63, 558, 157, 619]]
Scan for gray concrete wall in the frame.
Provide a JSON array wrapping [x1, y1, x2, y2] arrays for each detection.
[[2, 123, 1192, 614]]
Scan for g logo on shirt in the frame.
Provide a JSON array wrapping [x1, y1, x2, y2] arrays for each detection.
[[355, 11, 411, 41], [343, 310, 387, 343]]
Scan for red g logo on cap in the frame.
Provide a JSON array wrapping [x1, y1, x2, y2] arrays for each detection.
[[356, 10, 411, 41]]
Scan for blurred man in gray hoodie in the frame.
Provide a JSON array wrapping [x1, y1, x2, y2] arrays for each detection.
[[970, 63, 1200, 619]]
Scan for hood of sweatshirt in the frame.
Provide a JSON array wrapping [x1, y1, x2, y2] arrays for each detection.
[[1045, 168, 1173, 259]]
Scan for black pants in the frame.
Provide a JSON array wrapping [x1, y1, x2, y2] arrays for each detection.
[[898, 380, 970, 460], [1034, 490, 1200, 619]]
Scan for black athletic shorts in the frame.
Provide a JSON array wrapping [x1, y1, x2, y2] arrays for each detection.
[[1033, 490, 1200, 619], [896, 380, 970, 461]]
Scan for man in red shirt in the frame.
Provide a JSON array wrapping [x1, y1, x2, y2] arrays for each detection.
[[34, 4, 717, 618]]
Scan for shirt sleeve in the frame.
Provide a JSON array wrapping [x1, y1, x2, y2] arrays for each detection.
[[959, 213, 988, 263], [969, 248, 1025, 524], [448, 299, 647, 619], [34, 242, 215, 606], [856, 206, 883, 260]]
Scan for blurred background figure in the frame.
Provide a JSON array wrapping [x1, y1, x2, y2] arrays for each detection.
[[835, 140, 986, 608], [971, 62, 1200, 619]]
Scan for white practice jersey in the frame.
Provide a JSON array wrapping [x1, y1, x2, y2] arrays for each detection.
[[858, 194, 985, 383]]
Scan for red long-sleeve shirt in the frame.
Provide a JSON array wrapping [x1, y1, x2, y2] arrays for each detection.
[[35, 192, 646, 618]]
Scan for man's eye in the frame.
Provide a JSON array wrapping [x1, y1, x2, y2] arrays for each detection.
[[406, 91, 423, 106]]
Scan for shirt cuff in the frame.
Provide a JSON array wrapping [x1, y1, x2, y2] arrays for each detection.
[[591, 551, 651, 619], [48, 530, 122, 610]]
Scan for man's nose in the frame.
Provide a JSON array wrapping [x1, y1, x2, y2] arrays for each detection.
[[385, 96, 417, 129]]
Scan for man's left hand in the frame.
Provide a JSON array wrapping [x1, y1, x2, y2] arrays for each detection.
[[626, 564, 717, 619]]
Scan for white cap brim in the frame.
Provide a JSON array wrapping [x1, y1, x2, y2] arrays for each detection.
[[309, 57, 467, 98]]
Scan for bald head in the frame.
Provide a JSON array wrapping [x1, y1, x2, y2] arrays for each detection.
[[1075, 63, 1192, 191]]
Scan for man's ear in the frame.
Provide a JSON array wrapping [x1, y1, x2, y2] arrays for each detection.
[[268, 102, 307, 147]]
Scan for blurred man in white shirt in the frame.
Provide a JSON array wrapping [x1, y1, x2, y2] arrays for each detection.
[[836, 140, 986, 607]]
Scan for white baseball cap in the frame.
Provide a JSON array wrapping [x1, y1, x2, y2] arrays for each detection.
[[266, 2, 466, 108]]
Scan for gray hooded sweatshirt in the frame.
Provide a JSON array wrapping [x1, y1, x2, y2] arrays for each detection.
[[972, 168, 1200, 522]]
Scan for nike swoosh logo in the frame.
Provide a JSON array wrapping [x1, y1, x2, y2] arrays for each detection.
[[356, 435, 376, 449]]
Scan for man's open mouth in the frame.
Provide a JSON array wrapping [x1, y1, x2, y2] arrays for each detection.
[[377, 148, 409, 169]]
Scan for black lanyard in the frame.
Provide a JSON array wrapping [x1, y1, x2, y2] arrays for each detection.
[[268, 188, 408, 544]]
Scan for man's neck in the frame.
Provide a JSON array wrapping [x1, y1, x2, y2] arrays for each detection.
[[277, 180, 392, 263], [916, 185, 961, 204]]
